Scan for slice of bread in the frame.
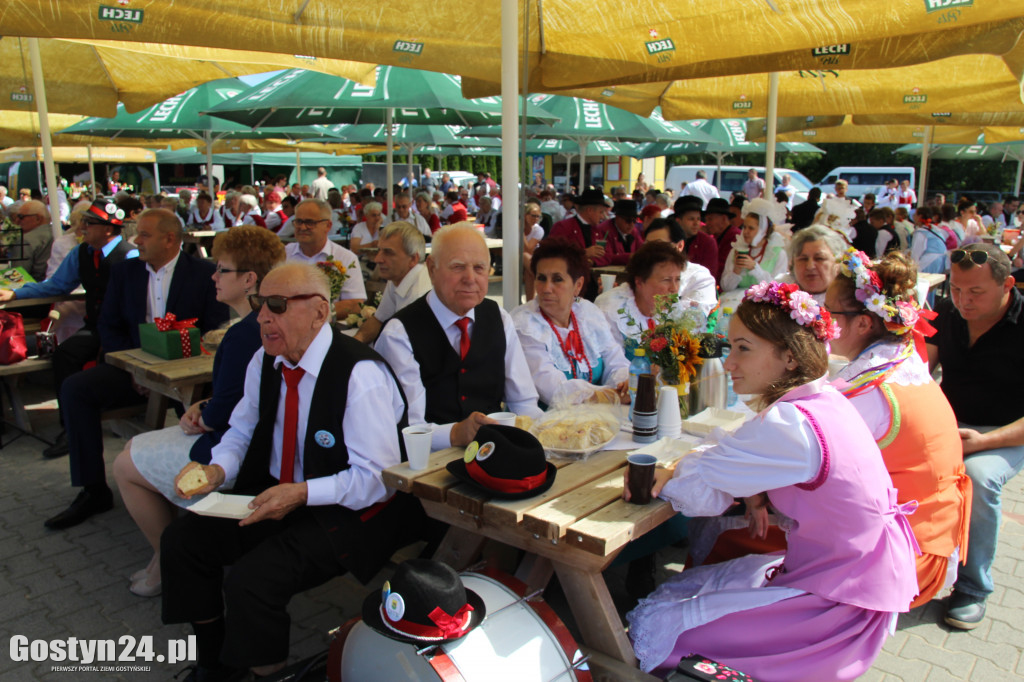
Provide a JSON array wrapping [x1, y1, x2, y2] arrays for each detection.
[[178, 466, 209, 496]]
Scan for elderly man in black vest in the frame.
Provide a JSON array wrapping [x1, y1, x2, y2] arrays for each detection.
[[376, 223, 541, 450], [160, 263, 412, 681]]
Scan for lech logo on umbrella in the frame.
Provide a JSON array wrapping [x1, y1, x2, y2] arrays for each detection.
[[98, 2, 144, 24], [11, 85, 32, 103], [733, 94, 753, 111], [924, 0, 972, 13], [904, 87, 927, 105]]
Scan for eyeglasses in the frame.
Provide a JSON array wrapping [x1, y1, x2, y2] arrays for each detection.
[[214, 266, 244, 276], [292, 218, 329, 229], [14, 213, 37, 220], [248, 293, 327, 314], [950, 249, 989, 267]]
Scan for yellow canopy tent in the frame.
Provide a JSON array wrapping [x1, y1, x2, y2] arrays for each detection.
[[0, 37, 376, 119], [2, 1, 1023, 92], [0, 146, 156, 164]]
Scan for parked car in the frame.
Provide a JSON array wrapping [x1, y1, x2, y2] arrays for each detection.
[[665, 165, 814, 204], [813, 166, 916, 199]]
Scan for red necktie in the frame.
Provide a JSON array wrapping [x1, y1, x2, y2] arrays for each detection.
[[279, 366, 305, 484], [455, 317, 471, 360]]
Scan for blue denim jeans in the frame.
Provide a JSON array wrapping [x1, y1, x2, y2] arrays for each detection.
[[955, 424, 1024, 599]]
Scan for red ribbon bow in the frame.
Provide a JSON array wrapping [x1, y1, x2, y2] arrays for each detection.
[[428, 604, 474, 639], [154, 313, 198, 358], [911, 309, 938, 363]]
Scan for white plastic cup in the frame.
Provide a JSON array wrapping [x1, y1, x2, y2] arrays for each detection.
[[402, 425, 433, 470], [600, 273, 617, 293], [487, 411, 517, 427]]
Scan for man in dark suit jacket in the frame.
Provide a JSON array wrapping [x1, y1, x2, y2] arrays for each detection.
[[45, 209, 229, 530]]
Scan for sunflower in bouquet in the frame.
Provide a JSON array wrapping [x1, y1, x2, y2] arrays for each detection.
[[635, 293, 705, 385], [316, 255, 349, 301]]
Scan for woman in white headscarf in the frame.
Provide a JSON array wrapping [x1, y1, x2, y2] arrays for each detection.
[[720, 198, 789, 292]]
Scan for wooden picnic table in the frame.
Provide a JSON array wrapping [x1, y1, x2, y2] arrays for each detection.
[[104, 347, 214, 429], [382, 444, 685, 670]]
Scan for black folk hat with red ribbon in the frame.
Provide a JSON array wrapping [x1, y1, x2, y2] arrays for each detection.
[[85, 199, 125, 228], [361, 559, 486, 645], [446, 424, 556, 500]]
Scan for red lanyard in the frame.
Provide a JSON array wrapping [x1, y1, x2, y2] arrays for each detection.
[[541, 309, 592, 381]]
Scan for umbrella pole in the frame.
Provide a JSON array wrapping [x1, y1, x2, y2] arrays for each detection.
[[763, 72, 779, 197], [153, 161, 161, 195], [295, 149, 302, 190], [1016, 158, 1023, 195], [500, 0, 520, 309], [386, 108, 395, 214], [27, 37, 63, 240], [205, 134, 215, 203], [578, 140, 586, 192], [87, 144, 96, 198], [407, 144, 415, 192], [917, 126, 932, 206]]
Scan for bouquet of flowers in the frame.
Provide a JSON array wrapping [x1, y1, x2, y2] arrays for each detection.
[[629, 293, 706, 386], [316, 255, 349, 301], [0, 215, 22, 257], [344, 292, 383, 328]]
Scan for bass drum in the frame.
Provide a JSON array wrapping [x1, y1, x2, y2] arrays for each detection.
[[332, 568, 592, 682]]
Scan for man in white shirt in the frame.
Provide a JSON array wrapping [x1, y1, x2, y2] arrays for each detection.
[[539, 188, 565, 221], [160, 262, 412, 680], [310, 167, 334, 201], [876, 179, 900, 210], [376, 225, 541, 451], [354, 222, 432, 345], [285, 199, 366, 317], [679, 170, 720, 209], [391, 191, 431, 238], [0, 185, 14, 211]]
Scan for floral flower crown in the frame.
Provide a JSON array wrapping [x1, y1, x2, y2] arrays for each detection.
[[837, 248, 920, 336], [743, 281, 840, 342]]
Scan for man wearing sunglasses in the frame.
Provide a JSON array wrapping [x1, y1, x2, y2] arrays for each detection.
[[4, 199, 54, 282], [160, 263, 412, 681], [926, 243, 1024, 630], [45, 209, 229, 530], [0, 199, 139, 458], [284, 199, 365, 317], [376, 224, 541, 451]]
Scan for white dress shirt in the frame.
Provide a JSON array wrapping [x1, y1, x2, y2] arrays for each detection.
[[373, 263, 432, 323], [679, 178, 721, 209], [145, 251, 180, 322], [209, 324, 406, 508], [393, 211, 431, 238], [276, 216, 296, 238], [284, 241, 366, 302], [375, 290, 542, 450]]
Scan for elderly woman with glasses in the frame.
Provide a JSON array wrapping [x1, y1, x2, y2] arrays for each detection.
[[350, 201, 387, 252], [112, 226, 286, 598]]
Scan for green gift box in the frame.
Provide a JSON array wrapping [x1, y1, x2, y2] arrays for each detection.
[[139, 322, 201, 359]]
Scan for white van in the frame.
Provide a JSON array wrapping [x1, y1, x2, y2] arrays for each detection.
[[664, 165, 814, 204], [814, 166, 916, 199]]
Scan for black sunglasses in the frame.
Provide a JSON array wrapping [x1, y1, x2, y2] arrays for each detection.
[[248, 293, 327, 314], [950, 249, 989, 267]]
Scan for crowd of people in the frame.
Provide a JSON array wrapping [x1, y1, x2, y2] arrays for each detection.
[[1, 166, 1023, 681]]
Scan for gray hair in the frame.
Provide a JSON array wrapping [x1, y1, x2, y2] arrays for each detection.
[[224, 190, 240, 204], [431, 223, 486, 263], [21, 199, 49, 221], [238, 194, 259, 211], [296, 198, 331, 220], [478, 195, 492, 209], [380, 221, 427, 261], [788, 224, 847, 267], [264, 262, 331, 301], [363, 201, 383, 216], [414, 191, 432, 205], [655, 193, 670, 207]]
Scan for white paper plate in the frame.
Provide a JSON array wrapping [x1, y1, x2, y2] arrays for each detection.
[[681, 407, 748, 437], [189, 492, 255, 520]]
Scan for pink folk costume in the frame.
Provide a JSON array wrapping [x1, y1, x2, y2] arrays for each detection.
[[628, 378, 919, 681]]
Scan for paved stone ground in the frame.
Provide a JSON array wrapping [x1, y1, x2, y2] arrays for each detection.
[[1, 374, 1022, 681]]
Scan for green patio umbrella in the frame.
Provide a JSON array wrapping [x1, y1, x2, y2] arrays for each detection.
[[201, 67, 557, 128], [634, 118, 825, 186], [459, 94, 716, 189], [59, 78, 335, 198], [895, 140, 1024, 194], [156, 149, 363, 187], [313, 124, 501, 188]]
